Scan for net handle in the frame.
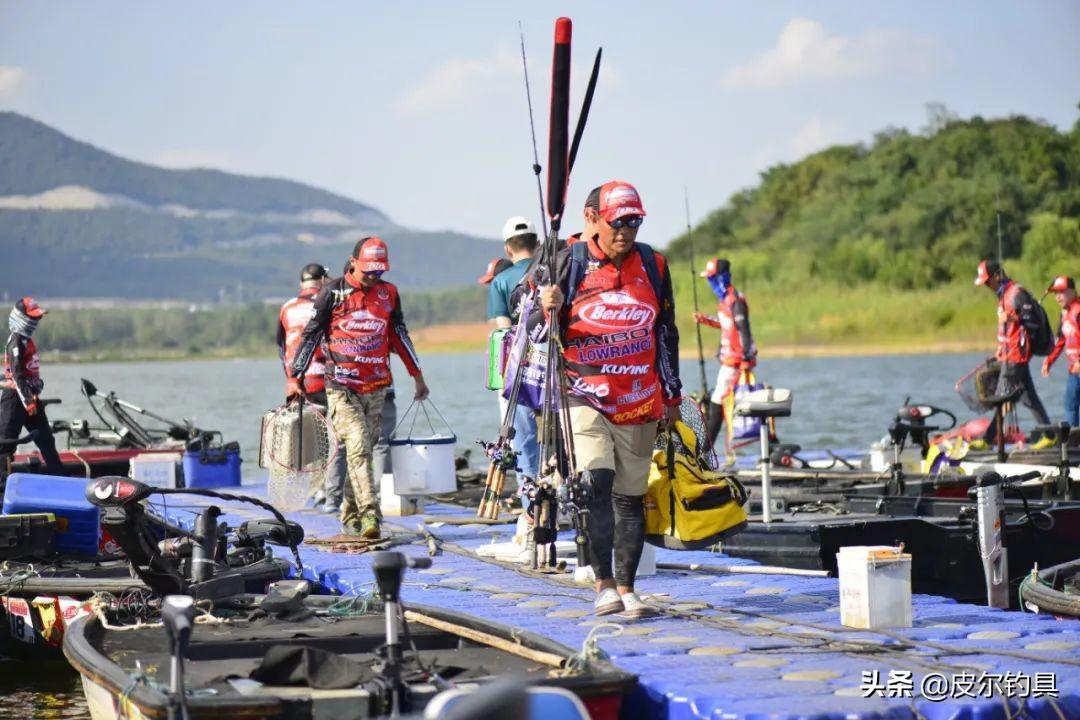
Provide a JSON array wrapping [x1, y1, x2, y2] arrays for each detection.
[[391, 397, 455, 442], [264, 401, 338, 472]]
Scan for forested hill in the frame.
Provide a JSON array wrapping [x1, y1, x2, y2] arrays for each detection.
[[667, 108, 1080, 290], [0, 113, 499, 300]]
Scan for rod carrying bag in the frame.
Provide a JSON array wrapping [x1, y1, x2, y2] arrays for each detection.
[[645, 420, 748, 550]]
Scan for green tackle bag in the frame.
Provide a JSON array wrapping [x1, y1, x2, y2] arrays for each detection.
[[485, 328, 509, 391], [645, 420, 749, 550]]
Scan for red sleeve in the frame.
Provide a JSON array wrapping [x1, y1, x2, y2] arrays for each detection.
[[387, 285, 422, 377], [699, 310, 723, 329]]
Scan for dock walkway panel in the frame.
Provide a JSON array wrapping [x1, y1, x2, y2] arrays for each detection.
[[161, 489, 1080, 720]]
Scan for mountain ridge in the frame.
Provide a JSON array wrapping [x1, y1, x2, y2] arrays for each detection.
[[0, 112, 499, 300]]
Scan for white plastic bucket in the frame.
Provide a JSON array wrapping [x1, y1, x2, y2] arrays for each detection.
[[389, 435, 457, 495], [837, 545, 912, 629], [129, 453, 182, 489]]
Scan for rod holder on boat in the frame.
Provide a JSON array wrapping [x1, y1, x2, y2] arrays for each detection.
[[975, 472, 1009, 609], [162, 594, 195, 720]]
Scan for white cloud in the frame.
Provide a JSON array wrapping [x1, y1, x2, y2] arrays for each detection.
[[396, 46, 520, 114], [151, 148, 234, 169], [790, 117, 842, 157], [396, 45, 619, 115], [0, 66, 26, 97], [720, 18, 934, 89], [0, 185, 140, 211]]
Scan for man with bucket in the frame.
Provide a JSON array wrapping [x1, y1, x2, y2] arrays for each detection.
[[290, 237, 429, 539]]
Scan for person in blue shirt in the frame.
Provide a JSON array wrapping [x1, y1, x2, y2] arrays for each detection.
[[487, 216, 541, 490]]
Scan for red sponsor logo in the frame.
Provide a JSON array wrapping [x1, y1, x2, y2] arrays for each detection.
[[578, 292, 655, 331], [341, 316, 387, 335], [612, 398, 656, 423]]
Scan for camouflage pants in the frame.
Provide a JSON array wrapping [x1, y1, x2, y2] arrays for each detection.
[[327, 387, 387, 527]]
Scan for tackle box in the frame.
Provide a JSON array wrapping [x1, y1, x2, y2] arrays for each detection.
[[183, 433, 242, 488], [0, 513, 57, 560], [2, 474, 101, 556]]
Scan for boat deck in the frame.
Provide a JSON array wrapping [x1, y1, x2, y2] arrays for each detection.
[[162, 486, 1080, 720]]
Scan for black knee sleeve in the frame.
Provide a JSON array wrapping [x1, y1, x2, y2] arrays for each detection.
[[612, 492, 646, 588]]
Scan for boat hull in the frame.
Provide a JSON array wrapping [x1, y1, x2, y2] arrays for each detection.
[[63, 600, 637, 720]]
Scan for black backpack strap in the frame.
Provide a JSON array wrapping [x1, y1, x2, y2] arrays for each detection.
[[565, 241, 590, 307], [636, 243, 664, 302]]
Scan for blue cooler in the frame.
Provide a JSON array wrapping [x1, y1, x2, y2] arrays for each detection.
[[183, 438, 242, 488], [2, 473, 100, 556]]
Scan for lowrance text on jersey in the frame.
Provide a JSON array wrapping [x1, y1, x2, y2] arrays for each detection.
[[567, 327, 652, 363]]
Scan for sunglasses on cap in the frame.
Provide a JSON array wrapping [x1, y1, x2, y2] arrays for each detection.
[[608, 215, 644, 229]]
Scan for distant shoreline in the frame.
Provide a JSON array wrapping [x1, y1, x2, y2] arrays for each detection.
[[42, 320, 993, 364]]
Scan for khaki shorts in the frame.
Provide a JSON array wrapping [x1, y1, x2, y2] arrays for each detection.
[[568, 405, 657, 496]]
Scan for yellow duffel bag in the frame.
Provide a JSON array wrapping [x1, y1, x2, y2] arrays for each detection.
[[645, 420, 748, 550]]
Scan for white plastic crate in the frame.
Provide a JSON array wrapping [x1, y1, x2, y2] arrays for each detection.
[[837, 545, 912, 629], [129, 453, 183, 489]]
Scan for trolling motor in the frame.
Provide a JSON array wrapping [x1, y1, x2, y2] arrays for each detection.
[[885, 420, 910, 496], [894, 402, 956, 454], [973, 469, 1042, 608], [370, 551, 433, 717], [86, 476, 305, 599], [1051, 422, 1075, 500], [162, 594, 196, 720]]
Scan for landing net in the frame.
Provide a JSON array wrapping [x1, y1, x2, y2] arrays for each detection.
[[262, 400, 337, 511]]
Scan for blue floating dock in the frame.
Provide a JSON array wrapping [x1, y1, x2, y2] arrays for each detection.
[[159, 485, 1080, 720]]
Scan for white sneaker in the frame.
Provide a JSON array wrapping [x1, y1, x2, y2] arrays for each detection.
[[620, 592, 657, 619], [594, 588, 625, 616]]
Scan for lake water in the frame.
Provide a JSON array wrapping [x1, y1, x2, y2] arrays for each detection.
[[6, 351, 1071, 715]]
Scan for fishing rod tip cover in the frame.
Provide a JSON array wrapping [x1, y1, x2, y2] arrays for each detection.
[[555, 17, 571, 43]]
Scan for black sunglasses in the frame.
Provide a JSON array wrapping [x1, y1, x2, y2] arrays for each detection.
[[608, 215, 644, 229]]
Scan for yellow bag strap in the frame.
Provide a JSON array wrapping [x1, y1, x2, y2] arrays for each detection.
[[665, 430, 677, 536]]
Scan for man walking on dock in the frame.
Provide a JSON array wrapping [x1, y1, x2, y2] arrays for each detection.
[[539, 180, 681, 619], [975, 260, 1053, 447], [488, 216, 541, 492], [1042, 275, 1080, 428], [290, 238, 429, 538], [278, 263, 346, 514]]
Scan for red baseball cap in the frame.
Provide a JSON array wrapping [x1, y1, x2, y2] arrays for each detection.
[[598, 180, 646, 224], [478, 258, 513, 284], [16, 296, 46, 318], [353, 237, 390, 273], [1047, 275, 1075, 293], [974, 259, 1000, 286]]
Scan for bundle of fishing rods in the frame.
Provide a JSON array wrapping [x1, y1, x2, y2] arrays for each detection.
[[476, 18, 599, 571]]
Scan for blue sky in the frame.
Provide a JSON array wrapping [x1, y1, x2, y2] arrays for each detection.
[[2, 1, 1077, 245]]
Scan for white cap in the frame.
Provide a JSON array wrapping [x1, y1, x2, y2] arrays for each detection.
[[502, 216, 536, 242]]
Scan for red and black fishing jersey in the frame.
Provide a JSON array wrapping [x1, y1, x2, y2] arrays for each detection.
[[291, 273, 421, 394], [278, 287, 326, 394], [3, 335, 44, 407], [553, 237, 681, 424]]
